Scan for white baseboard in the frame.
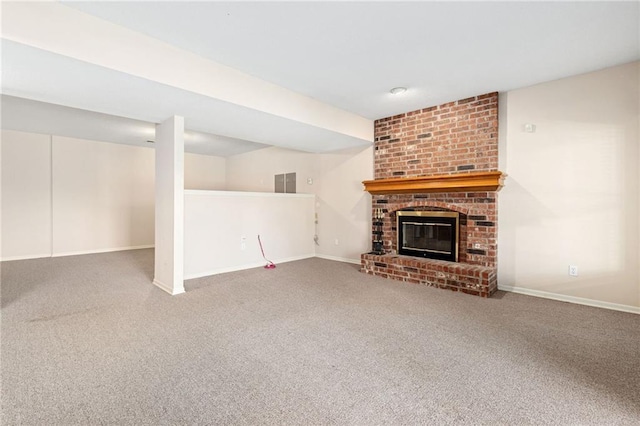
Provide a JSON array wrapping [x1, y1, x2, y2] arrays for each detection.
[[52, 245, 154, 258], [314, 254, 361, 265], [1, 253, 52, 262], [153, 278, 185, 296], [2, 245, 154, 262], [499, 284, 640, 315], [183, 253, 315, 280]]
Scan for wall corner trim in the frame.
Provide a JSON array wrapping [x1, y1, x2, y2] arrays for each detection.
[[499, 284, 640, 315]]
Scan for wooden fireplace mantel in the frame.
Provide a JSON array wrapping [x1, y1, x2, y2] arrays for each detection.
[[362, 171, 505, 195]]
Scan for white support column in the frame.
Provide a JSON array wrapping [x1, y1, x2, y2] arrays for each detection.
[[153, 116, 185, 295]]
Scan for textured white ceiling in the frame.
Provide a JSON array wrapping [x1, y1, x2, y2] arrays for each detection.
[[0, 95, 270, 157], [63, 1, 640, 119], [2, 1, 638, 156], [1, 39, 368, 155]]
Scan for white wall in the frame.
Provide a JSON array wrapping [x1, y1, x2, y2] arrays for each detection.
[[184, 152, 226, 190], [225, 145, 374, 263], [0, 128, 2, 263], [499, 61, 639, 311], [225, 146, 316, 193], [315, 146, 373, 263], [184, 191, 315, 279], [1, 130, 52, 260], [153, 117, 185, 295], [52, 136, 155, 256], [1, 130, 227, 260]]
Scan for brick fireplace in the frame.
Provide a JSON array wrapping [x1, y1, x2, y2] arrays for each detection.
[[361, 92, 503, 297]]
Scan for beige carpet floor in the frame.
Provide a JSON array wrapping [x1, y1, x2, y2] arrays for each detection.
[[1, 249, 639, 425]]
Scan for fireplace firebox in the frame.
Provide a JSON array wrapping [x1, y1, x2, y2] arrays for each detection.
[[397, 211, 459, 262]]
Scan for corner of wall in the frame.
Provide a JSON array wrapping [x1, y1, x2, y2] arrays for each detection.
[[497, 91, 508, 172]]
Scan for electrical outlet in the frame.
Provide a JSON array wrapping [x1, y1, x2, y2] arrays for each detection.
[[334, 239, 339, 245], [569, 265, 578, 277], [241, 236, 246, 251], [474, 243, 481, 249]]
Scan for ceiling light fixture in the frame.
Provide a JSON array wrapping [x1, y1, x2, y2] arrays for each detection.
[[389, 87, 407, 95]]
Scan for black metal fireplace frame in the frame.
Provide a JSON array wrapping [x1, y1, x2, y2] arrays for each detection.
[[397, 211, 459, 262]]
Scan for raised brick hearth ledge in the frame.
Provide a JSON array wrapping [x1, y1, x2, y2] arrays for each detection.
[[361, 253, 497, 298]]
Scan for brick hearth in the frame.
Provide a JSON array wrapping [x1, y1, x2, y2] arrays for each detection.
[[361, 92, 502, 297], [361, 254, 497, 297]]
